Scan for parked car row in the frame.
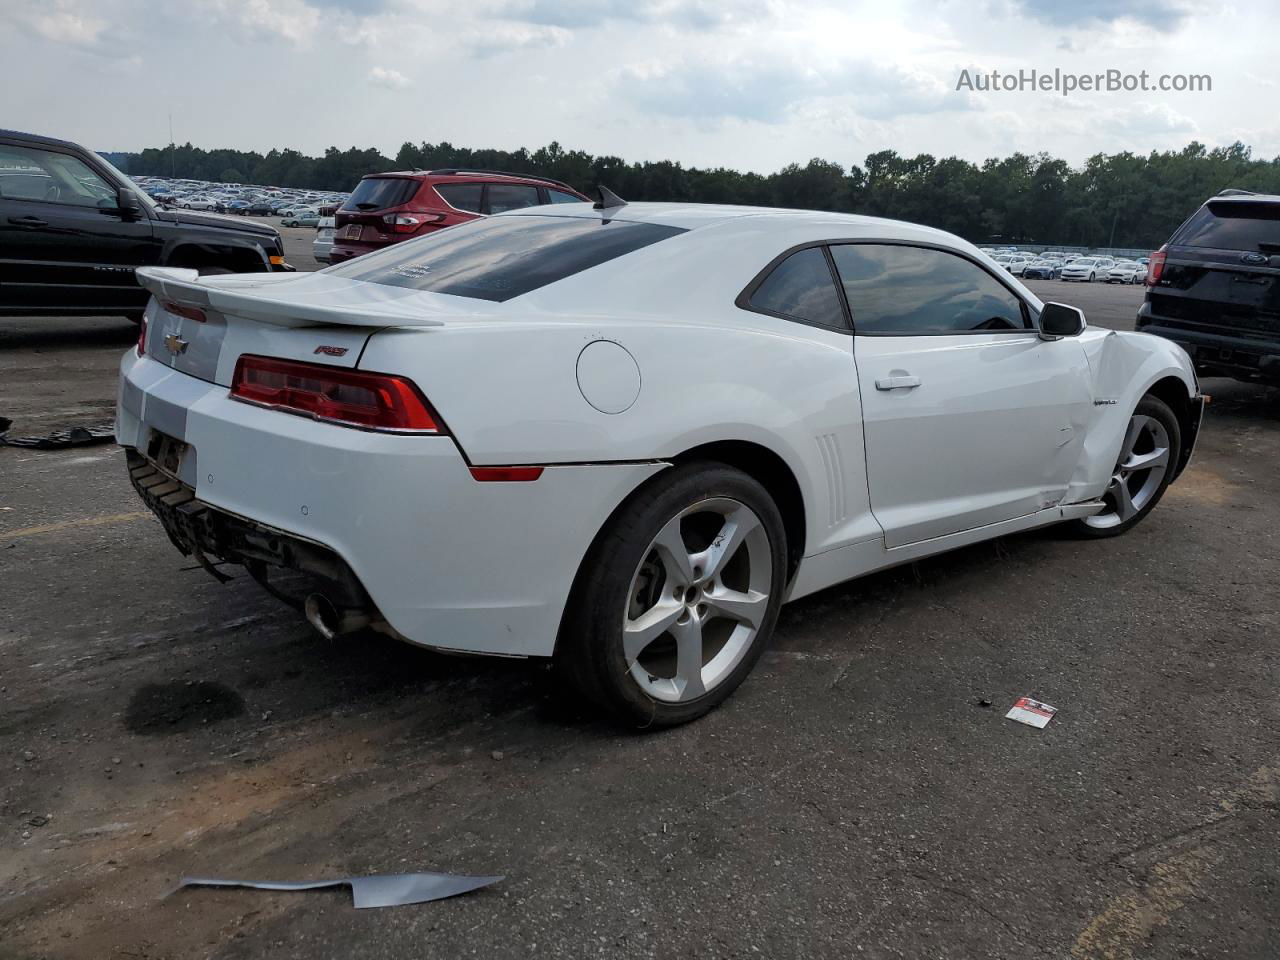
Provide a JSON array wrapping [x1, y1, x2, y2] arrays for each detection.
[[980, 248, 1150, 284], [130, 175, 348, 218]]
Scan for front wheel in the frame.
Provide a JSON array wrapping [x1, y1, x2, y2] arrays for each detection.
[[1067, 394, 1181, 539], [557, 462, 787, 728]]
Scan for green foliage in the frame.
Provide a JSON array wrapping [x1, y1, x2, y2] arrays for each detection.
[[122, 139, 1280, 249]]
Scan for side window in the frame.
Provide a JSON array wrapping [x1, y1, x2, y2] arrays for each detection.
[[433, 183, 483, 213], [547, 188, 584, 204], [829, 244, 1028, 334], [0, 144, 115, 207], [745, 247, 847, 329], [485, 183, 540, 214]]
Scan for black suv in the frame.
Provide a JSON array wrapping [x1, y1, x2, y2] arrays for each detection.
[[0, 130, 291, 324], [1137, 190, 1280, 384]]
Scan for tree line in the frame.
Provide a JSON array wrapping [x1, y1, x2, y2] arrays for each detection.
[[109, 139, 1280, 250]]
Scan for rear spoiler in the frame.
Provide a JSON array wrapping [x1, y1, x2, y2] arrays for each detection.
[[135, 266, 446, 328]]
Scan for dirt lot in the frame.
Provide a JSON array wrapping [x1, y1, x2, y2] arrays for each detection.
[[2, 242, 1279, 959]]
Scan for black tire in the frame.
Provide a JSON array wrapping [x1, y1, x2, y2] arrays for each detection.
[[1066, 394, 1181, 539], [556, 461, 787, 728]]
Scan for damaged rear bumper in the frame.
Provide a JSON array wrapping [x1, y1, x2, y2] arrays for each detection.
[[127, 449, 378, 624]]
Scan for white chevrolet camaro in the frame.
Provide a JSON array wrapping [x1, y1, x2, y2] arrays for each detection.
[[118, 199, 1203, 727]]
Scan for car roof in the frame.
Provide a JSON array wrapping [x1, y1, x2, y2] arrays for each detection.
[[0, 128, 84, 149], [361, 169, 580, 192], [498, 201, 967, 244]]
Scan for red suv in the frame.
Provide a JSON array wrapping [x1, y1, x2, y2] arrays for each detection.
[[329, 168, 589, 264]]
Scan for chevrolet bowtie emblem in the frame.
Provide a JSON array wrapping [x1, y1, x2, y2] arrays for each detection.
[[164, 333, 189, 355]]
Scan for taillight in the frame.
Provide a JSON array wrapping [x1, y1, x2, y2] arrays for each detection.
[[137, 312, 148, 356], [230, 355, 443, 434], [382, 213, 446, 233], [1146, 246, 1166, 286]]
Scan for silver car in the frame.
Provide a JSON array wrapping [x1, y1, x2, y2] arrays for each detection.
[[312, 216, 335, 264]]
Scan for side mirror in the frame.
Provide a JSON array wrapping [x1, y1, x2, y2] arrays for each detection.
[[116, 188, 144, 220], [1039, 302, 1085, 339]]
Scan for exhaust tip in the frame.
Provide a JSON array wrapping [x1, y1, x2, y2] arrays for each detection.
[[304, 593, 340, 640]]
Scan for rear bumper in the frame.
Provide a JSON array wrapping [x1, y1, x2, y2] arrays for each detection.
[[117, 351, 665, 656], [1136, 304, 1280, 381]]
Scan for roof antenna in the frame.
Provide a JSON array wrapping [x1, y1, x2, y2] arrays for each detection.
[[593, 185, 627, 211]]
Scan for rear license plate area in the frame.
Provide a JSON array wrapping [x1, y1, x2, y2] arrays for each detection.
[[342, 224, 363, 240], [146, 430, 191, 479]]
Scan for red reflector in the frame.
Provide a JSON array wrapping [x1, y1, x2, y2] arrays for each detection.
[[230, 355, 442, 433], [469, 466, 544, 482], [163, 300, 207, 323], [137, 312, 148, 356]]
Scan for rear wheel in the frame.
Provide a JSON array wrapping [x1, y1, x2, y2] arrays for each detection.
[[1067, 395, 1180, 539], [557, 462, 787, 728]]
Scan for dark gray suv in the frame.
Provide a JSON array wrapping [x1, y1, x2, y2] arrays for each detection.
[[1137, 190, 1280, 384]]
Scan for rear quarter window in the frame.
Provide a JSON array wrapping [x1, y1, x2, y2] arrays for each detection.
[[1175, 201, 1280, 250], [325, 215, 686, 302], [744, 247, 847, 329], [434, 183, 483, 213]]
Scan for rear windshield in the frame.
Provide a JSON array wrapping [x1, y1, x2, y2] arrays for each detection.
[[325, 215, 687, 302], [343, 176, 419, 211], [1175, 201, 1280, 250]]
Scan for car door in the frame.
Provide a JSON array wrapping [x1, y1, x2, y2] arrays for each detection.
[[0, 141, 155, 316], [830, 242, 1094, 548]]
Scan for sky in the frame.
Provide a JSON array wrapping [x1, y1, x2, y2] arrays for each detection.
[[3, 0, 1277, 173]]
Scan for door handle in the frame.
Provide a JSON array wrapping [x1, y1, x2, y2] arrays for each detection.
[[875, 375, 921, 390], [7, 216, 47, 227]]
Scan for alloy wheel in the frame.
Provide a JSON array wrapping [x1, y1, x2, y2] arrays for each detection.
[[623, 498, 772, 703], [1085, 414, 1171, 529]]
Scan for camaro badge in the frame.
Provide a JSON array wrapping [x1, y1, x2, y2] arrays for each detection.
[[164, 334, 189, 355]]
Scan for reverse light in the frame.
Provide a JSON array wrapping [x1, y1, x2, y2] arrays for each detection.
[[1146, 246, 1166, 287], [230, 355, 442, 433], [382, 213, 447, 233]]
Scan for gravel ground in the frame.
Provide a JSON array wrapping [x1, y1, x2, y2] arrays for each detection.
[[1, 241, 1278, 960]]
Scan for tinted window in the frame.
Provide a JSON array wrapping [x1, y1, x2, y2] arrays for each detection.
[[548, 188, 585, 204], [434, 182, 483, 213], [747, 247, 846, 328], [830, 244, 1028, 334], [485, 183, 541, 214], [343, 177, 419, 211], [1176, 201, 1280, 250], [0, 145, 114, 207], [326, 215, 686, 302]]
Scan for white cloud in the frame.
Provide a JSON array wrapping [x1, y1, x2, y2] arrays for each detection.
[[196, 0, 323, 45], [367, 66, 409, 88], [616, 55, 975, 125], [464, 22, 570, 58]]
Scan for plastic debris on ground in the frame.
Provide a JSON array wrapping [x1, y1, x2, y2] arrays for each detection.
[[1005, 696, 1057, 729], [0, 422, 115, 449], [177, 870, 503, 909]]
